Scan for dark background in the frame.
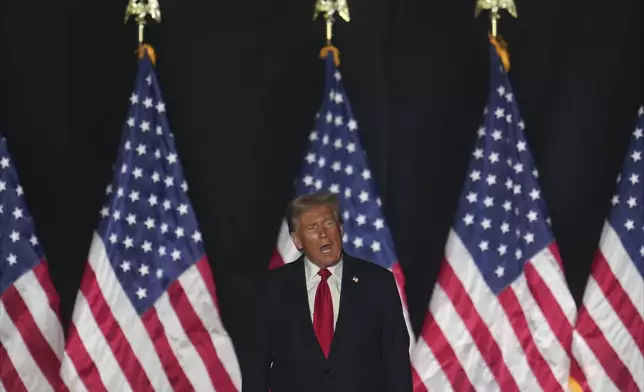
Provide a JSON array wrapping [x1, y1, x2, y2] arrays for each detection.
[[1, 0, 643, 369]]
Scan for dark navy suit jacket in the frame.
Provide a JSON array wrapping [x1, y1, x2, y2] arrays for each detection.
[[243, 253, 412, 392]]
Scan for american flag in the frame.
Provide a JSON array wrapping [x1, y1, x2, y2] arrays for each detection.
[[411, 43, 579, 391], [59, 52, 242, 391], [571, 106, 644, 392], [0, 136, 65, 391], [269, 51, 415, 350]]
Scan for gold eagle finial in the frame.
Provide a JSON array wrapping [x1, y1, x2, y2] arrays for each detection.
[[313, 0, 350, 46], [475, 0, 517, 37], [313, 0, 350, 23], [125, 0, 162, 44]]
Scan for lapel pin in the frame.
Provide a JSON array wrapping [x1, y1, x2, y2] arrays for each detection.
[[352, 276, 358, 283]]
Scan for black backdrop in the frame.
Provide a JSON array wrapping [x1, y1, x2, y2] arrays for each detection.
[[1, 0, 643, 370]]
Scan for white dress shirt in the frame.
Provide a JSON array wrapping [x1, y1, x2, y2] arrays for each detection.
[[304, 257, 343, 329]]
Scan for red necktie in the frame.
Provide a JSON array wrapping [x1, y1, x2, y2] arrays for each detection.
[[313, 269, 333, 358]]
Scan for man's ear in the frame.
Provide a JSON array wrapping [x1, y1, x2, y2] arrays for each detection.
[[290, 232, 303, 251]]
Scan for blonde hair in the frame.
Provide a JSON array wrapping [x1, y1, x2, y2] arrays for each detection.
[[286, 191, 341, 232]]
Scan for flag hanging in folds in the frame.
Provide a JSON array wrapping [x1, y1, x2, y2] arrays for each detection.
[[0, 136, 65, 391], [269, 49, 415, 349], [411, 40, 579, 392], [59, 50, 242, 392], [571, 106, 644, 392]]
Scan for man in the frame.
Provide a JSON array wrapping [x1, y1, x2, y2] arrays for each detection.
[[243, 191, 412, 392]]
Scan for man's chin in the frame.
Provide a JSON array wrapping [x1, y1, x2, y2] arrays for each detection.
[[308, 252, 341, 268]]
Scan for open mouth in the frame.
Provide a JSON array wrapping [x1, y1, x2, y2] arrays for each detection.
[[320, 244, 333, 254]]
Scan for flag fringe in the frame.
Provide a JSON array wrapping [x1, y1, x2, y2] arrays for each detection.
[[489, 35, 510, 71], [568, 377, 583, 392], [320, 45, 340, 66], [137, 44, 157, 65]]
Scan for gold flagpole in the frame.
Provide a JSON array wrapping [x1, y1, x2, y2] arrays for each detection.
[[125, 0, 162, 64], [474, 0, 517, 38], [475, 0, 517, 71], [313, 0, 350, 66]]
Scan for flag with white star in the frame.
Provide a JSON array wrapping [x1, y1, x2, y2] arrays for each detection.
[[59, 52, 241, 391], [269, 51, 414, 350], [411, 41, 579, 392], [0, 136, 65, 391], [571, 106, 644, 392]]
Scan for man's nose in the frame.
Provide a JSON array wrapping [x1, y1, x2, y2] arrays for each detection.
[[318, 227, 328, 238]]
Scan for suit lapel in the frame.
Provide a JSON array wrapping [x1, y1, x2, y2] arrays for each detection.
[[328, 255, 359, 359]]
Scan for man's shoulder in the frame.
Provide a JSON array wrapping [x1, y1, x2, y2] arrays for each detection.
[[345, 254, 393, 280], [345, 256, 400, 303], [262, 257, 304, 283]]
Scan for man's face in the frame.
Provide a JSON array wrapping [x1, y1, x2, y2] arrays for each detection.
[[291, 204, 343, 268]]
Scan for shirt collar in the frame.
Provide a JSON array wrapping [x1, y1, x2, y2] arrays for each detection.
[[304, 256, 343, 282]]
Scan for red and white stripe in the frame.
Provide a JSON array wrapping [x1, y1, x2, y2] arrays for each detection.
[[571, 222, 644, 392], [60, 232, 242, 391], [411, 229, 578, 391], [0, 262, 66, 392], [270, 220, 415, 351]]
